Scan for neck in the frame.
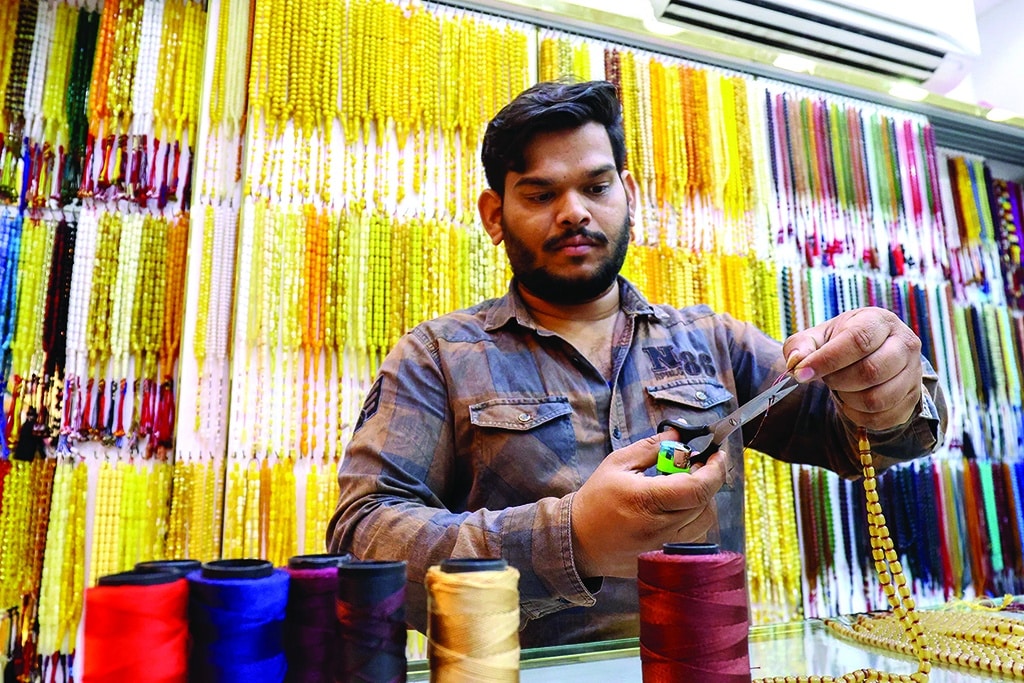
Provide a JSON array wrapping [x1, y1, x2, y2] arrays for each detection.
[[517, 281, 621, 330]]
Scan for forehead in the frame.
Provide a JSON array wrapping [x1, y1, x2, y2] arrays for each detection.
[[519, 122, 616, 175]]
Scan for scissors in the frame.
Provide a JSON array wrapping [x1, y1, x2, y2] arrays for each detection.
[[656, 372, 800, 474]]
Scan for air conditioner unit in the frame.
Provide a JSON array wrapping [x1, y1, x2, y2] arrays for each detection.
[[648, 0, 981, 93]]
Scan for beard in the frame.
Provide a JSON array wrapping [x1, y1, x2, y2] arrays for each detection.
[[502, 211, 631, 306]]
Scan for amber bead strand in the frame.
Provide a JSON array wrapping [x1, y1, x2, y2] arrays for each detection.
[[754, 429, 932, 683]]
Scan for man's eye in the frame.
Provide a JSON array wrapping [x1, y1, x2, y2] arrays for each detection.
[[589, 184, 610, 195], [529, 192, 553, 202]]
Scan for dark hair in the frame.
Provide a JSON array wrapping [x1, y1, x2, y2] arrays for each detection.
[[480, 80, 626, 195]]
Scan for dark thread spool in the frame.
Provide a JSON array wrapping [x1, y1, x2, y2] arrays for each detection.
[[84, 570, 189, 682], [638, 543, 751, 682], [135, 559, 202, 577], [336, 560, 408, 683], [285, 553, 351, 683], [187, 559, 289, 683]]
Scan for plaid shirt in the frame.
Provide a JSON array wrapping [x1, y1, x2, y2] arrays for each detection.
[[327, 277, 944, 648]]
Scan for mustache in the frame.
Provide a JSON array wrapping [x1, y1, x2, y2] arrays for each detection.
[[543, 228, 609, 251]]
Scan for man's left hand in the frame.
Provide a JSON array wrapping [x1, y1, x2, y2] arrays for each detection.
[[782, 307, 923, 431]]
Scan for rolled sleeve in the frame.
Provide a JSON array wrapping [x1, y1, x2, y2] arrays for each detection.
[[505, 493, 597, 621]]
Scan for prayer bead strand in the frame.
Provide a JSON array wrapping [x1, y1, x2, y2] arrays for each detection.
[[755, 430, 932, 683]]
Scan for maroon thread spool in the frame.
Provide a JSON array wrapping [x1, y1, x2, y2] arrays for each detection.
[[637, 543, 751, 682]]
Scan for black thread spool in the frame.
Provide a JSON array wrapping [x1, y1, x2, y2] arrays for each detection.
[[336, 560, 408, 683], [135, 559, 202, 577]]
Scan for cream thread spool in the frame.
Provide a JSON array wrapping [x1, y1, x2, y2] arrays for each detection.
[[426, 558, 521, 683]]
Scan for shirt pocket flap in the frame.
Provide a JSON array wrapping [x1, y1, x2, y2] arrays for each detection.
[[469, 397, 572, 431], [646, 380, 732, 410]]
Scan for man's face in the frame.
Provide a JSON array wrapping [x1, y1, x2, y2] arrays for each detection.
[[480, 122, 637, 305]]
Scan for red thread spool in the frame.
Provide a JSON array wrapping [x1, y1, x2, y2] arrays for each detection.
[[638, 543, 750, 683], [82, 569, 189, 682]]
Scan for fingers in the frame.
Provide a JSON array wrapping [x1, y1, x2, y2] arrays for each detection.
[[604, 433, 664, 471], [833, 379, 921, 430], [782, 307, 924, 431], [783, 308, 914, 382], [821, 336, 914, 394], [672, 500, 718, 542]]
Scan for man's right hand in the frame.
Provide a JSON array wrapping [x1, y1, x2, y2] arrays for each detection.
[[570, 433, 727, 579]]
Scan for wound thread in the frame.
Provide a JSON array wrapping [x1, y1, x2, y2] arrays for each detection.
[[638, 543, 751, 682], [335, 560, 408, 683], [426, 558, 520, 683], [83, 570, 189, 682]]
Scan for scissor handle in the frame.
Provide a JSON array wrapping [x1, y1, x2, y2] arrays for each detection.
[[657, 418, 707, 441], [656, 419, 719, 473]]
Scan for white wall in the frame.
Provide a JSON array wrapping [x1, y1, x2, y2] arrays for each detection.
[[964, 0, 1024, 113]]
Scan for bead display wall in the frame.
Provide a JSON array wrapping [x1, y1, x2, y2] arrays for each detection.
[[1, 0, 1024, 677], [0, 0, 206, 678]]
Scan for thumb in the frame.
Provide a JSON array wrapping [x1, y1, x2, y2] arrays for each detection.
[[605, 434, 662, 471], [783, 328, 825, 380]]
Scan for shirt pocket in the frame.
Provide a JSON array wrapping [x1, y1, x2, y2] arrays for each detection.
[[467, 396, 579, 504], [469, 396, 573, 430], [647, 379, 737, 487], [646, 378, 734, 432]]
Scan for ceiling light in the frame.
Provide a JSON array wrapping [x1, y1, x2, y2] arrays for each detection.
[[888, 83, 929, 101], [985, 107, 1016, 122], [772, 54, 815, 73], [642, 16, 684, 35]]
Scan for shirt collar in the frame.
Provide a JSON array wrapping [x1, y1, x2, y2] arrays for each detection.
[[482, 276, 664, 332]]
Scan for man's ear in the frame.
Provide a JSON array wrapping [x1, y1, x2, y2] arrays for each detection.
[[621, 170, 639, 227], [478, 189, 504, 245]]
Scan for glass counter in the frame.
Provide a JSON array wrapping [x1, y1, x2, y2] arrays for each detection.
[[409, 619, 1008, 681]]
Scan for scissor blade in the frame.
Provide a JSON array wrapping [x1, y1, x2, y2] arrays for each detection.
[[707, 373, 799, 445]]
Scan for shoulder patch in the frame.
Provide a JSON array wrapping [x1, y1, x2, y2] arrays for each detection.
[[353, 376, 384, 433]]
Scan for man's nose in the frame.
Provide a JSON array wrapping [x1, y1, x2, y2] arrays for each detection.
[[556, 191, 591, 226]]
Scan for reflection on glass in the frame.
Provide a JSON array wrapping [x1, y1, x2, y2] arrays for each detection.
[[410, 620, 1013, 682]]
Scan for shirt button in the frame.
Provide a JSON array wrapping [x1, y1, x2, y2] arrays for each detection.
[[695, 391, 707, 401], [517, 413, 532, 423], [612, 427, 621, 439]]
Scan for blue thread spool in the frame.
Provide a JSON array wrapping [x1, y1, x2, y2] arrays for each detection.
[[187, 558, 290, 683]]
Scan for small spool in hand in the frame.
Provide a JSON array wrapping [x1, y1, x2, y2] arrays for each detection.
[[657, 440, 694, 474], [638, 543, 751, 682], [426, 557, 520, 683]]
